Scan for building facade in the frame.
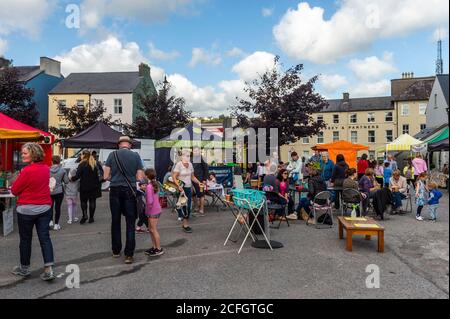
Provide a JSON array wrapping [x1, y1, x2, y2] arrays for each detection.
[[280, 74, 435, 163], [426, 74, 449, 129]]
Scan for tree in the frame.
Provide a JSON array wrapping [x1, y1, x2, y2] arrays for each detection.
[[0, 66, 40, 127], [230, 56, 328, 147], [49, 100, 124, 138], [129, 77, 191, 139]]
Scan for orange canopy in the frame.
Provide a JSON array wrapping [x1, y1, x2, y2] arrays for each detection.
[[312, 140, 369, 169]]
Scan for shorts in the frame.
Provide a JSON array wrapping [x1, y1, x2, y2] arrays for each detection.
[[193, 183, 205, 198], [147, 213, 161, 219]]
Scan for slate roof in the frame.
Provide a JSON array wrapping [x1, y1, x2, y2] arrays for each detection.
[[392, 77, 435, 101], [436, 74, 449, 106], [49, 72, 141, 94], [320, 96, 393, 112]]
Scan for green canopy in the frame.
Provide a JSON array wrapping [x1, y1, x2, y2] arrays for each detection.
[[426, 127, 449, 144]]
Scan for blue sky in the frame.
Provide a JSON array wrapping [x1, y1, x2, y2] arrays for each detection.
[[0, 0, 448, 116]]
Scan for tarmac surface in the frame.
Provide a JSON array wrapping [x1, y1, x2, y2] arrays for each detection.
[[0, 190, 448, 299]]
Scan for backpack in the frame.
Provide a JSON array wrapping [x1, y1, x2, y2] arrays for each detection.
[[49, 177, 56, 192]]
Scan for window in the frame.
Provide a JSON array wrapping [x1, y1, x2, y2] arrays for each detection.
[[402, 124, 409, 134], [57, 100, 66, 115], [302, 137, 309, 144], [385, 111, 393, 122], [401, 104, 409, 116], [368, 131, 375, 143], [420, 124, 426, 131], [419, 103, 427, 115], [95, 99, 104, 107], [76, 100, 84, 109], [317, 132, 324, 144], [59, 124, 67, 129], [369, 151, 375, 159], [367, 112, 375, 122], [333, 114, 339, 124], [386, 130, 393, 142], [303, 151, 310, 158], [114, 98, 123, 114], [350, 113, 357, 123], [317, 115, 323, 123], [350, 131, 358, 143], [333, 131, 339, 142]]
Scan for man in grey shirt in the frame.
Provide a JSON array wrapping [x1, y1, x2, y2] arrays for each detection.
[[104, 136, 144, 264]]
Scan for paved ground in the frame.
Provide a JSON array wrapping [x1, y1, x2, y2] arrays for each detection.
[[0, 191, 448, 299]]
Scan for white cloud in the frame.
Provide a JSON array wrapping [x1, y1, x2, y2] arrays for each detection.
[[273, 0, 449, 64], [148, 42, 180, 61], [231, 51, 276, 81], [432, 27, 449, 41], [0, 0, 54, 37], [319, 74, 348, 94], [227, 47, 245, 57], [348, 52, 397, 80], [80, 0, 201, 29], [262, 7, 274, 17], [0, 38, 7, 56], [189, 48, 221, 67], [351, 79, 391, 97]]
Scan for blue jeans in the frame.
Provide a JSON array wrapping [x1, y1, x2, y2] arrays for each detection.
[[429, 204, 438, 220], [17, 209, 54, 267], [296, 198, 311, 215], [110, 186, 137, 257], [177, 187, 192, 220], [392, 192, 406, 209]]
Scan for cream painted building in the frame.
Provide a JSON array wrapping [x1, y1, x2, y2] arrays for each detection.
[[281, 74, 435, 163]]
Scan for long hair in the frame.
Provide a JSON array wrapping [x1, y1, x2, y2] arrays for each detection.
[[81, 150, 96, 171], [145, 168, 159, 193]]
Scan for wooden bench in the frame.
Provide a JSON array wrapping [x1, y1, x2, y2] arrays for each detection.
[[338, 216, 384, 253]]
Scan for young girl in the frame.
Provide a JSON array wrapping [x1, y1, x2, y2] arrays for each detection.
[[427, 182, 442, 222], [144, 168, 164, 257], [65, 168, 79, 224], [415, 172, 427, 221]]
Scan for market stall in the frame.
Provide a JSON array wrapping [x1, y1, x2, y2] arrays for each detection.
[[311, 140, 369, 169]]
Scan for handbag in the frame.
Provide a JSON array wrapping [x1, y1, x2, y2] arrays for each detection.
[[113, 151, 139, 217]]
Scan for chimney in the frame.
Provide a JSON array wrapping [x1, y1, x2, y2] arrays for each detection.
[[343, 92, 350, 101], [40, 57, 61, 78], [138, 63, 150, 77]]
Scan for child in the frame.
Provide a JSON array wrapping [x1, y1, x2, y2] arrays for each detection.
[[144, 168, 164, 257], [65, 168, 79, 224], [427, 182, 442, 222], [383, 162, 392, 187], [207, 172, 217, 188], [415, 172, 427, 221]]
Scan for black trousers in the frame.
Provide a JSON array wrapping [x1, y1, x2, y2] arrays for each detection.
[[51, 193, 64, 224], [80, 193, 97, 218]]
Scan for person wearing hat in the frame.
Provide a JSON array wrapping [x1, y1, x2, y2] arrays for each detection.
[[103, 136, 145, 264]]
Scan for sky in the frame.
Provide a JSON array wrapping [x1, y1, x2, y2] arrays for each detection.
[[0, 0, 449, 116]]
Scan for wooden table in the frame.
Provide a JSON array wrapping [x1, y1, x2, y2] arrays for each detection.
[[338, 216, 384, 253]]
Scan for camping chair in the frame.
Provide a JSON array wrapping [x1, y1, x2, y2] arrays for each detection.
[[341, 188, 364, 217], [158, 181, 177, 213], [265, 191, 289, 229], [309, 191, 333, 229], [401, 183, 413, 214]]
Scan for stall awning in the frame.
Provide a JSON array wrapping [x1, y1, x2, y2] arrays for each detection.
[[377, 134, 424, 152], [0, 128, 41, 140], [426, 127, 449, 144], [0, 112, 52, 141]]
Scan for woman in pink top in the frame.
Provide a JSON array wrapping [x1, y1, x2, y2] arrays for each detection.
[[144, 168, 164, 257], [276, 169, 295, 219], [412, 153, 428, 181]]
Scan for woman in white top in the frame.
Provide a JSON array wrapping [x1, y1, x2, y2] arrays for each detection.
[[172, 150, 203, 233]]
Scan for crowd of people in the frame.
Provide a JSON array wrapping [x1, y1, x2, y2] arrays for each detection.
[[8, 139, 445, 281]]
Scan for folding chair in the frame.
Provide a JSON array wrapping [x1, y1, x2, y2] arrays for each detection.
[[158, 182, 177, 213], [265, 191, 289, 229], [401, 184, 413, 214], [309, 191, 333, 229], [341, 188, 364, 217]]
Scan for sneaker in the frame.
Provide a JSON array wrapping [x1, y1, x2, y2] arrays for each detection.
[[53, 224, 61, 231], [177, 217, 183, 221], [40, 270, 56, 281], [73, 217, 79, 222], [135, 227, 146, 234], [88, 217, 94, 223], [112, 253, 121, 258], [67, 219, 72, 224], [49, 220, 54, 228], [124, 256, 133, 264], [416, 216, 424, 221], [286, 213, 298, 220], [12, 265, 31, 277], [197, 211, 206, 217], [148, 248, 164, 257], [182, 226, 193, 233], [429, 218, 437, 223], [144, 248, 156, 256]]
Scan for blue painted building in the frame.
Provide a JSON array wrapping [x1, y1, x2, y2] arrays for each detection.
[[14, 57, 63, 129]]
